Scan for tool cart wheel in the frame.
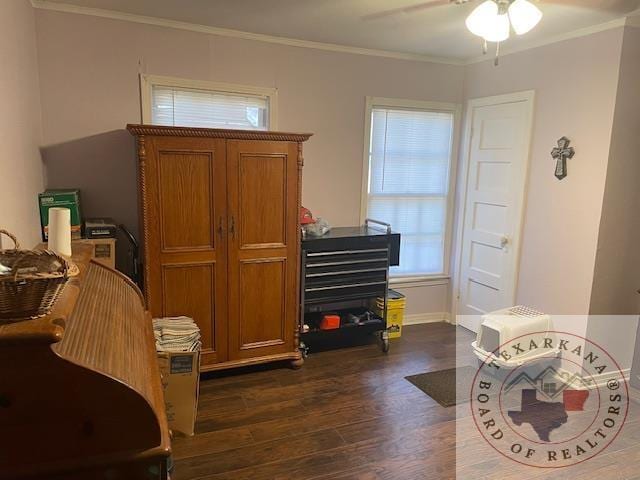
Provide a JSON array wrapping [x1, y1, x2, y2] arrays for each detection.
[[299, 341, 309, 359], [379, 330, 390, 353]]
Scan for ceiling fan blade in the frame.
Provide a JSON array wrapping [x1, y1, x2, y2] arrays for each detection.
[[362, 0, 453, 21], [539, 0, 640, 14], [403, 0, 456, 13]]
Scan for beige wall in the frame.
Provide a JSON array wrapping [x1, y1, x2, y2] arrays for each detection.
[[0, 1, 44, 248], [461, 28, 625, 315], [589, 25, 640, 315], [395, 280, 450, 321]]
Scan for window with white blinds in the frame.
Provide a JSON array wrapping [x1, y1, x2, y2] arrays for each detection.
[[145, 77, 274, 130], [365, 103, 455, 277]]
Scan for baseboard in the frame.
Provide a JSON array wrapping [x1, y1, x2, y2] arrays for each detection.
[[404, 312, 450, 326], [552, 366, 631, 390]]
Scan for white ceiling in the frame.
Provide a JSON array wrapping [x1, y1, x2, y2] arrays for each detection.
[[38, 0, 640, 61]]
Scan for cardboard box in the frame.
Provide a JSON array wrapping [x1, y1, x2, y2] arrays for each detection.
[[75, 238, 116, 269], [38, 189, 82, 241], [156, 351, 200, 437]]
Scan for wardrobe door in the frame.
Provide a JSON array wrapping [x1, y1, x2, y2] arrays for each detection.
[[226, 140, 299, 360], [143, 136, 228, 366]]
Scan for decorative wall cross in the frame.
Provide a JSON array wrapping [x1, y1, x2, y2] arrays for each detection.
[[551, 136, 575, 180]]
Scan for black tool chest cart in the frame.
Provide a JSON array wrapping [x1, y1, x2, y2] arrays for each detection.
[[299, 219, 401, 355]]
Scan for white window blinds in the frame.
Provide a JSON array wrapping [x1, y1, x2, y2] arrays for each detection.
[[366, 107, 454, 277], [151, 85, 269, 130]]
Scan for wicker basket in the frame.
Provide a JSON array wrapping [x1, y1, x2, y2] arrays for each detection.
[[0, 229, 71, 322]]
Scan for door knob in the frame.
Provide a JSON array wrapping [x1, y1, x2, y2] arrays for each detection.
[[500, 235, 510, 249]]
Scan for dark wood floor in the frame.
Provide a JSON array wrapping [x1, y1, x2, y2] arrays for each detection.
[[171, 323, 640, 479], [172, 323, 470, 480]]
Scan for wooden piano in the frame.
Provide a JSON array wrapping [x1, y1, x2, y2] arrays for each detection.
[[0, 244, 171, 479]]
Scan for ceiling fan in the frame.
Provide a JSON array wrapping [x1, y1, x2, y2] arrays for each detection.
[[363, 0, 632, 64], [364, 0, 631, 21]]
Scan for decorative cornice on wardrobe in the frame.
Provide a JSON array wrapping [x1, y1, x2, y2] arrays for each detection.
[[126, 124, 313, 143]]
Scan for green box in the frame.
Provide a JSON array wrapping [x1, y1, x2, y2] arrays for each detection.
[[38, 189, 83, 241]]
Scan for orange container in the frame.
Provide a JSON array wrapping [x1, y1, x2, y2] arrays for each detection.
[[320, 314, 340, 330]]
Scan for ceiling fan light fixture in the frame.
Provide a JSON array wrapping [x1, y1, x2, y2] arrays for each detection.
[[465, 0, 499, 38], [508, 0, 543, 35], [482, 11, 510, 42]]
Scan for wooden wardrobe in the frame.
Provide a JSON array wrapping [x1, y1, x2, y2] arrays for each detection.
[[127, 125, 312, 371]]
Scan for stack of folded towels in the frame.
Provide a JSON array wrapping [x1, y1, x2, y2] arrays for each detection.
[[153, 316, 201, 352]]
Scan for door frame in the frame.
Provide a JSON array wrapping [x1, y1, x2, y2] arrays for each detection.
[[451, 90, 536, 323]]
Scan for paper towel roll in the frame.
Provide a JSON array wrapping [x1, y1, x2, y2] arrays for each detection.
[[47, 207, 72, 257]]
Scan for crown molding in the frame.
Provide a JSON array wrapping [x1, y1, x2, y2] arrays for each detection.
[[626, 12, 640, 28], [30, 0, 464, 66], [466, 17, 628, 65], [29, 0, 634, 67]]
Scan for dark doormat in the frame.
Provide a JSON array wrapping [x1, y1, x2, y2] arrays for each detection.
[[405, 365, 478, 407]]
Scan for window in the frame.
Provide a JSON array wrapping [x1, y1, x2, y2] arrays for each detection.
[[543, 383, 557, 396], [362, 97, 457, 278], [141, 75, 277, 130]]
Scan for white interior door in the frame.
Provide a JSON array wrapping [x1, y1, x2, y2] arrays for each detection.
[[456, 92, 534, 333]]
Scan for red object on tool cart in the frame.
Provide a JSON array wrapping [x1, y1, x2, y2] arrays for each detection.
[[300, 206, 316, 225], [319, 314, 340, 330]]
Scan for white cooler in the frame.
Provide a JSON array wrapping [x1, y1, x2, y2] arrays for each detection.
[[471, 305, 559, 368]]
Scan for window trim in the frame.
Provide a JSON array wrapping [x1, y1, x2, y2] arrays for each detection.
[[360, 96, 461, 281], [140, 74, 278, 129]]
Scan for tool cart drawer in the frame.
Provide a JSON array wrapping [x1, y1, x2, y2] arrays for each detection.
[[303, 247, 389, 303]]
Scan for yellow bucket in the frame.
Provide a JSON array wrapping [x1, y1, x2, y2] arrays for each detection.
[[376, 290, 406, 339]]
